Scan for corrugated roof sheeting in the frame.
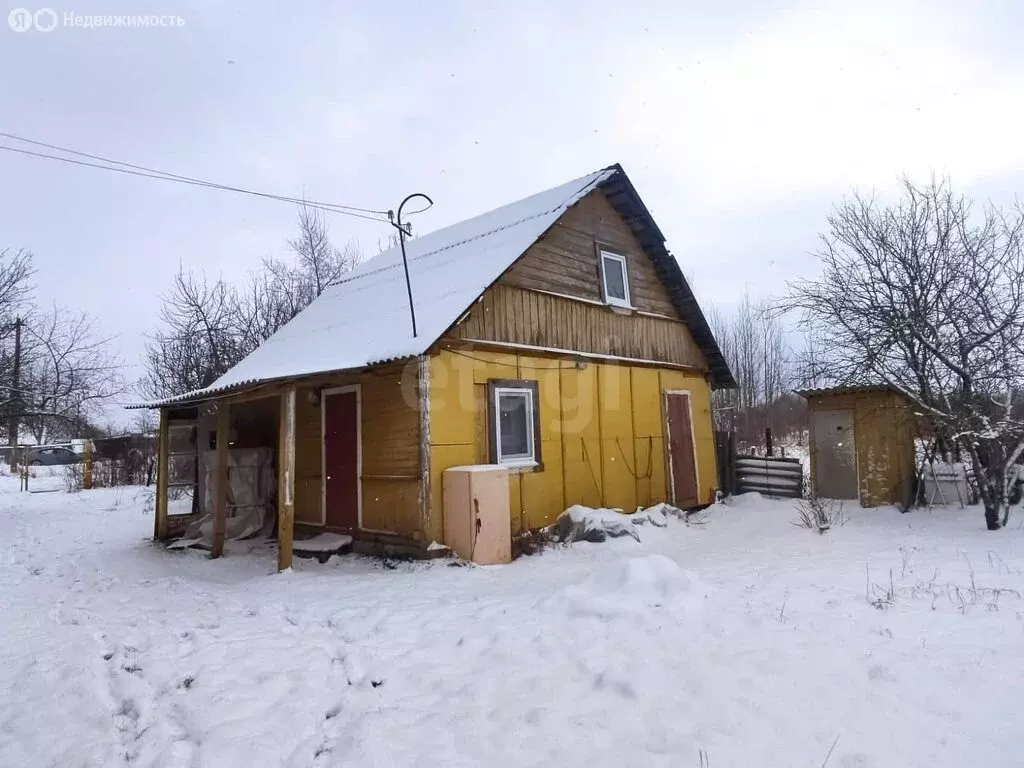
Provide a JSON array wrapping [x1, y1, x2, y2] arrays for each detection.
[[796, 384, 902, 399]]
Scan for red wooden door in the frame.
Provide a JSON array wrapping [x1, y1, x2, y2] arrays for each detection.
[[666, 393, 699, 507], [323, 389, 359, 531]]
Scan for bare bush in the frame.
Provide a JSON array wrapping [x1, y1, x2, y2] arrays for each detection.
[[512, 528, 553, 558], [62, 462, 82, 493], [793, 496, 845, 534]]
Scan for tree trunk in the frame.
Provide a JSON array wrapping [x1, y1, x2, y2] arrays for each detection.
[[984, 502, 1002, 530]]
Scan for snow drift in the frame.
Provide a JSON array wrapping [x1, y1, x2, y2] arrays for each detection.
[[560, 554, 707, 619]]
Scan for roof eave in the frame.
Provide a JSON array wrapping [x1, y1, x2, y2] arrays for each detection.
[[596, 168, 736, 388]]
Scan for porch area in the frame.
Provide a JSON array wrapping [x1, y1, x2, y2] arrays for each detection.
[[151, 361, 431, 571]]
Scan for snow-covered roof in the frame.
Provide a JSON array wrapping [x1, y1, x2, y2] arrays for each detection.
[[146, 168, 616, 406], [141, 163, 735, 408]]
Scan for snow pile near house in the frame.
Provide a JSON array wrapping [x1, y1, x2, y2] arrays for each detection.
[[546, 503, 682, 543], [559, 554, 707, 619], [629, 502, 676, 527], [548, 505, 640, 542]]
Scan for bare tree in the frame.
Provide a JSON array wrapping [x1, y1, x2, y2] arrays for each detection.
[[127, 409, 157, 438], [0, 248, 35, 411], [0, 248, 34, 322], [786, 177, 1024, 529], [16, 306, 124, 443], [707, 305, 737, 431], [141, 268, 241, 399], [285, 203, 359, 303], [142, 205, 360, 401], [709, 290, 796, 449], [732, 292, 762, 413]]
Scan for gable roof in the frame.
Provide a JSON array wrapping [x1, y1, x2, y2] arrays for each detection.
[[146, 164, 733, 407]]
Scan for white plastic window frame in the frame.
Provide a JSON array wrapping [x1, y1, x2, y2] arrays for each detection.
[[493, 386, 536, 466], [599, 249, 632, 308]]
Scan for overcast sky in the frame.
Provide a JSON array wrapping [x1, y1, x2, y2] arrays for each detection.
[[2, 0, 1023, 422]]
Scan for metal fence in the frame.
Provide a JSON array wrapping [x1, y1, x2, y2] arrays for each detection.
[[734, 454, 804, 499]]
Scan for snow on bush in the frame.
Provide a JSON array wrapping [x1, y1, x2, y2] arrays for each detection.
[[560, 554, 707, 618]]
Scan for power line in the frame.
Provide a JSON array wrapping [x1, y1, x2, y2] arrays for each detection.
[[0, 133, 392, 224], [0, 130, 389, 215]]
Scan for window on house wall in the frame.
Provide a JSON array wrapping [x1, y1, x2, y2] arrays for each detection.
[[487, 379, 542, 467], [600, 250, 631, 308]]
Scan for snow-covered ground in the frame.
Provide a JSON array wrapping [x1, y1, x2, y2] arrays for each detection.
[[1, 478, 1022, 767]]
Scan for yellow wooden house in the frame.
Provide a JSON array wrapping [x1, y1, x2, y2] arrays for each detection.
[[144, 164, 734, 569]]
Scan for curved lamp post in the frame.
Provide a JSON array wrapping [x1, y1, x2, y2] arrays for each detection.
[[389, 193, 433, 338]]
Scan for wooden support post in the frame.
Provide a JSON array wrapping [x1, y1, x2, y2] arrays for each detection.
[[154, 409, 170, 540], [277, 388, 296, 572], [210, 403, 230, 559], [417, 355, 431, 540]]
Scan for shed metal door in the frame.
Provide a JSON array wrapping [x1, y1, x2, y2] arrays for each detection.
[[812, 409, 857, 499]]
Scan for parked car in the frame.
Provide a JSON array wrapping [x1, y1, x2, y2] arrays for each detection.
[[26, 446, 82, 466]]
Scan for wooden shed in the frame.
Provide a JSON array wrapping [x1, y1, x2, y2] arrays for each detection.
[[798, 385, 917, 508], [139, 164, 734, 569]]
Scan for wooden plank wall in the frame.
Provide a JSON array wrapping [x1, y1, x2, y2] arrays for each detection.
[[427, 348, 717, 544], [291, 360, 422, 536], [502, 189, 678, 316], [454, 284, 706, 370], [806, 391, 916, 507]]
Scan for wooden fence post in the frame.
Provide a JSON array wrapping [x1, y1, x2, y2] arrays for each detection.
[[83, 440, 94, 490], [210, 403, 230, 558], [278, 388, 296, 572]]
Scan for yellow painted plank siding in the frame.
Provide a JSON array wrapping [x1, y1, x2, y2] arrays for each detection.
[[428, 348, 717, 541]]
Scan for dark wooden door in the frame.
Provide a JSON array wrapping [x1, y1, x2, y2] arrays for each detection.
[[323, 389, 359, 531], [666, 393, 699, 507]]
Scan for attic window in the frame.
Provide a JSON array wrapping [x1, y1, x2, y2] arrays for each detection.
[[487, 380, 542, 468], [600, 250, 631, 308]]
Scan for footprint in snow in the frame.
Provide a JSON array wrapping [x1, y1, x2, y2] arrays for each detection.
[[867, 663, 896, 683]]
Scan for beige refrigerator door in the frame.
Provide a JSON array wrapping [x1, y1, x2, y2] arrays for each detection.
[[469, 468, 511, 565]]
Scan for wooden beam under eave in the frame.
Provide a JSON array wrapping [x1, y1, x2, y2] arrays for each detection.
[[154, 408, 170, 541], [277, 388, 296, 572], [210, 403, 230, 558]]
